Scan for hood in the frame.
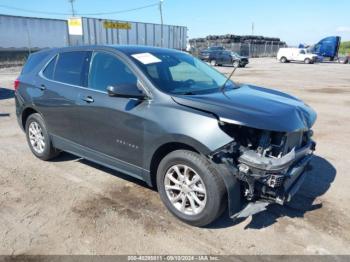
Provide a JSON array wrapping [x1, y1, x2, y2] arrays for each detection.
[[172, 85, 317, 132]]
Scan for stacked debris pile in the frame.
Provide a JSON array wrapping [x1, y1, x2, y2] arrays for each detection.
[[189, 34, 286, 57]]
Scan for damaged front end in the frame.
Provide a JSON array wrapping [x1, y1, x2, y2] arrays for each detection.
[[210, 122, 316, 219]]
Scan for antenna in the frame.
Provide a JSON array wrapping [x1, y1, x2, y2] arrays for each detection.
[[219, 65, 238, 93], [68, 0, 76, 16]]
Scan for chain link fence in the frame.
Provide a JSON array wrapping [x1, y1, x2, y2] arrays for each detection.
[[189, 37, 287, 58]]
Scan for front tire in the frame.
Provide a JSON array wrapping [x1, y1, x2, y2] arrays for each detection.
[[157, 150, 226, 227], [25, 113, 60, 160], [304, 58, 312, 64], [210, 60, 217, 66], [233, 61, 240, 68]]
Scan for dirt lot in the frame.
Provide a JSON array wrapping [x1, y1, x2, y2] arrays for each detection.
[[0, 58, 349, 255]]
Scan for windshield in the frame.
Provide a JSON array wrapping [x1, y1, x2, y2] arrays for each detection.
[[129, 51, 235, 95]]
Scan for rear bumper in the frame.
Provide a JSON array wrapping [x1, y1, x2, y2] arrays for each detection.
[[199, 54, 210, 61], [14, 92, 25, 131]]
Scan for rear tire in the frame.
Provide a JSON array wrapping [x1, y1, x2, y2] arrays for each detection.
[[156, 150, 226, 227], [280, 57, 287, 63], [25, 113, 60, 161]]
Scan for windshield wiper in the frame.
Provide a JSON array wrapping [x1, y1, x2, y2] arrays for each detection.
[[180, 91, 195, 95], [219, 65, 238, 93]]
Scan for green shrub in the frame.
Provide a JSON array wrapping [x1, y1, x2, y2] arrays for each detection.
[[339, 41, 350, 55]]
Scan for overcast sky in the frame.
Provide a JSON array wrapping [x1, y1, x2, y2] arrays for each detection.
[[0, 0, 349, 45]]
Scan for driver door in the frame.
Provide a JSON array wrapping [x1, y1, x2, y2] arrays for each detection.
[[77, 51, 146, 172]]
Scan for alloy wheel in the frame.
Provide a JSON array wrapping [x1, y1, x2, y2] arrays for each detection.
[[164, 164, 207, 215], [28, 121, 45, 154]]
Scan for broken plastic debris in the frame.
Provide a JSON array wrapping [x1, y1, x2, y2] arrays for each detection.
[[231, 201, 270, 219]]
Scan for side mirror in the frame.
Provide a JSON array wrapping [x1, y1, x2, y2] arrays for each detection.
[[106, 84, 146, 99]]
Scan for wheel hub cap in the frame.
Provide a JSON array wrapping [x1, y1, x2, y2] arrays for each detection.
[[28, 121, 45, 154], [164, 164, 207, 215]]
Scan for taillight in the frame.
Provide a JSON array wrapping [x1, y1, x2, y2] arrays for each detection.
[[14, 79, 20, 91]]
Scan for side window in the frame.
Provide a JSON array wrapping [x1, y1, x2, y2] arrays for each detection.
[[54, 51, 89, 86], [88, 52, 137, 92], [300, 50, 306, 54], [42, 55, 57, 79], [21, 51, 49, 75], [314, 44, 321, 53]]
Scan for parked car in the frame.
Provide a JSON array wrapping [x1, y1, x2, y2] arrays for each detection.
[[209, 51, 249, 67], [277, 48, 318, 64], [15, 45, 317, 226], [199, 46, 225, 61]]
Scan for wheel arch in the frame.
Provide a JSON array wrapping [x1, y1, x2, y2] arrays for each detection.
[[148, 139, 242, 218], [149, 140, 206, 188], [21, 106, 39, 129], [280, 56, 287, 62]]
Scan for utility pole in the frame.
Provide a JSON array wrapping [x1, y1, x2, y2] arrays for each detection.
[[252, 22, 255, 35], [69, 0, 76, 17], [159, 0, 164, 47], [159, 0, 164, 25]]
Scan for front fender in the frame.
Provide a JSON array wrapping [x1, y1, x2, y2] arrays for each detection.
[[142, 104, 234, 170], [141, 103, 241, 214]]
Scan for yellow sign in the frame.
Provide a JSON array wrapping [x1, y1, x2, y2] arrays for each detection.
[[103, 21, 131, 30], [68, 19, 81, 27], [68, 17, 83, 35]]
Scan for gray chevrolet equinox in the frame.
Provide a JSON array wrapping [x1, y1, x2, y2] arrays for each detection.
[[15, 45, 317, 226]]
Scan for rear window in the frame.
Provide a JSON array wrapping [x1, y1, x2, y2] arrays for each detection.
[[21, 51, 49, 75], [42, 55, 57, 79], [53, 51, 89, 86]]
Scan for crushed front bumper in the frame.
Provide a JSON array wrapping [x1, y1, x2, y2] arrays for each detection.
[[231, 140, 316, 219]]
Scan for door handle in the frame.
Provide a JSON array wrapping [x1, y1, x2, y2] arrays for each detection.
[[39, 84, 46, 91], [82, 96, 94, 103]]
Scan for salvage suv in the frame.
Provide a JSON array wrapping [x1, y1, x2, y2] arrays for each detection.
[[15, 45, 317, 226]]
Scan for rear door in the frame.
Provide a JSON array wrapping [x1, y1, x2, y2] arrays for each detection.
[[76, 50, 146, 173], [214, 51, 223, 63], [222, 51, 232, 64], [36, 51, 91, 143]]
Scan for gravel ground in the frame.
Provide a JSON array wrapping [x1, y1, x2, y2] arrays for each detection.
[[0, 58, 349, 255]]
